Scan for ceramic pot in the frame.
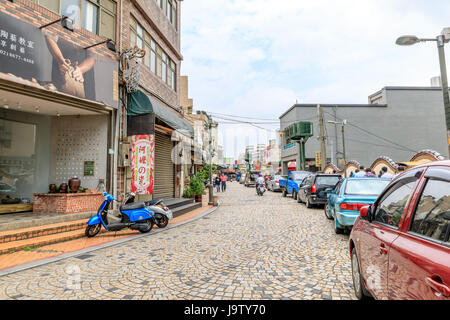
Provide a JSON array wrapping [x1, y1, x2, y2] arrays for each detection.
[[49, 184, 57, 193], [68, 177, 81, 193], [59, 183, 68, 193]]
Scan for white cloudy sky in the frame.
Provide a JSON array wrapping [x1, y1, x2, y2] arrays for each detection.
[[180, 0, 450, 159]]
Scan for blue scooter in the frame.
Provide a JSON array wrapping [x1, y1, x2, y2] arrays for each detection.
[[85, 192, 155, 237]]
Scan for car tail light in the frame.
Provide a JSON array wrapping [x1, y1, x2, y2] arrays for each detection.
[[275, 180, 279, 183], [340, 203, 366, 211], [312, 184, 317, 193]]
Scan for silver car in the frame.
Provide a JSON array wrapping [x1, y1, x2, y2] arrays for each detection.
[[268, 175, 283, 191], [239, 174, 246, 184]]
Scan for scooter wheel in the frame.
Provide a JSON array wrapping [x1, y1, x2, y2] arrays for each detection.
[[156, 215, 169, 228], [85, 224, 101, 238], [139, 220, 154, 233]]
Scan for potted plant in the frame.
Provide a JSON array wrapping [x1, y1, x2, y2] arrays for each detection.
[[183, 186, 192, 199], [189, 176, 205, 203]]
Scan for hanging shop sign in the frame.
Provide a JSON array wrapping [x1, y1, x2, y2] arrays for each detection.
[[0, 11, 118, 107], [131, 135, 154, 195]]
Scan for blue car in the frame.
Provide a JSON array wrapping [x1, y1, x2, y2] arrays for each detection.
[[324, 178, 391, 234]]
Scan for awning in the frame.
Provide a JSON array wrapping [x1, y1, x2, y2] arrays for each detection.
[[127, 90, 194, 138]]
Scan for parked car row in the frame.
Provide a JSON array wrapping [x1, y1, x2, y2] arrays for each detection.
[[259, 161, 450, 300], [349, 160, 450, 300]]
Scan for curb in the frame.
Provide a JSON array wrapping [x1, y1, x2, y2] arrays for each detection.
[[0, 201, 221, 277]]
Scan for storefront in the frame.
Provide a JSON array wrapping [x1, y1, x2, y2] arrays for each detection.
[[126, 89, 194, 200], [0, 11, 118, 214]]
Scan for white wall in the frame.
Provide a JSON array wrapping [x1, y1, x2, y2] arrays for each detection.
[[50, 115, 108, 190]]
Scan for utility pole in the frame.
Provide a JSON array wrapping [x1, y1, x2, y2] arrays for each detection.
[[437, 34, 450, 157], [204, 115, 215, 205], [317, 105, 327, 171], [341, 120, 347, 164], [396, 30, 450, 157], [328, 120, 347, 166]]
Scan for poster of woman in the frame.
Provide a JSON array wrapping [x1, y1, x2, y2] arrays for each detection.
[[44, 34, 96, 100]]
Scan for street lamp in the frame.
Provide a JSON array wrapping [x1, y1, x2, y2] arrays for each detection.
[[203, 114, 217, 205], [328, 120, 347, 164], [396, 30, 450, 158]]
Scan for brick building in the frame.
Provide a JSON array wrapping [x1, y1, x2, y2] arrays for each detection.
[[117, 0, 193, 202], [0, 0, 119, 214], [0, 0, 192, 215]]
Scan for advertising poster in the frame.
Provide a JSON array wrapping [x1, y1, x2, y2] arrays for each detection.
[[131, 135, 154, 195], [0, 11, 118, 107]]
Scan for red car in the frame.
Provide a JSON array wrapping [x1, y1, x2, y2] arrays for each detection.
[[349, 160, 450, 300]]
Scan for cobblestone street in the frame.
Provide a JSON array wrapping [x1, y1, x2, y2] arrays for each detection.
[[0, 182, 356, 300]]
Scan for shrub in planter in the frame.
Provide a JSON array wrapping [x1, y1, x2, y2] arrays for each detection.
[[189, 177, 205, 202], [183, 186, 192, 198]]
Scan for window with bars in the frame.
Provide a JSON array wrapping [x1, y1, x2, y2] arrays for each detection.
[[130, 16, 177, 91], [30, 0, 116, 40], [157, 0, 177, 30]]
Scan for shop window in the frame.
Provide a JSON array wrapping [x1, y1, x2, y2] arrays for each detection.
[[31, 0, 116, 40], [0, 119, 36, 201]]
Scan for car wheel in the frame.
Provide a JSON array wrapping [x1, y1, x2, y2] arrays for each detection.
[[324, 203, 333, 220], [306, 197, 312, 208], [351, 248, 371, 300], [334, 218, 344, 234]]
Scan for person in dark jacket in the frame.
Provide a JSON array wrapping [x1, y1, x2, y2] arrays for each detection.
[[214, 176, 221, 192]]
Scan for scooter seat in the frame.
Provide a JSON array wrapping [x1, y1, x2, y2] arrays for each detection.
[[145, 199, 162, 206], [120, 202, 145, 211]]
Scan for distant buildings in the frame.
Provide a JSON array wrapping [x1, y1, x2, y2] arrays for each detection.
[[279, 85, 449, 174]]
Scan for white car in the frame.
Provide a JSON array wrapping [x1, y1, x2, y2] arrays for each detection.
[[268, 175, 283, 191]]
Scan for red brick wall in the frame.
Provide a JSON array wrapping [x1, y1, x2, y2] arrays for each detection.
[[33, 193, 104, 214]]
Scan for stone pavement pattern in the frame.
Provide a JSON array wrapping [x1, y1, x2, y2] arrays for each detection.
[[0, 182, 356, 300]]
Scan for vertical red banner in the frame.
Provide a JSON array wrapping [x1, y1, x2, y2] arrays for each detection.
[[131, 135, 154, 195]]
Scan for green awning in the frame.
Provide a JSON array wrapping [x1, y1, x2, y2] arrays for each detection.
[[127, 90, 194, 137]]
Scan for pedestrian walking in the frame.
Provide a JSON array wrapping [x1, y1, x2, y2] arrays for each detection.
[[364, 168, 377, 178], [220, 174, 227, 192], [380, 166, 394, 179], [354, 166, 366, 177], [214, 176, 221, 192]]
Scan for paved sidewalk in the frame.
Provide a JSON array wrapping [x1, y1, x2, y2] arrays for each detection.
[[0, 182, 356, 300], [0, 203, 213, 271]]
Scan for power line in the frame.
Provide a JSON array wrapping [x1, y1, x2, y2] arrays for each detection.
[[322, 110, 418, 153]]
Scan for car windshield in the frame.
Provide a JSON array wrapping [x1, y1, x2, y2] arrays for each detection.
[[292, 172, 310, 181], [274, 175, 282, 180], [315, 176, 341, 186], [344, 179, 390, 195]]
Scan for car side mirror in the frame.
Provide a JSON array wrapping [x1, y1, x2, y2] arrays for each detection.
[[360, 205, 372, 221]]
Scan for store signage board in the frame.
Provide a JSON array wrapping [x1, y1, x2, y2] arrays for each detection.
[[0, 11, 118, 108], [84, 161, 95, 176], [131, 135, 154, 195]]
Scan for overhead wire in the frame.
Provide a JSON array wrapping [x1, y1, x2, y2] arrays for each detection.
[[321, 109, 418, 153]]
